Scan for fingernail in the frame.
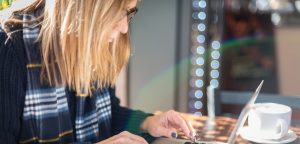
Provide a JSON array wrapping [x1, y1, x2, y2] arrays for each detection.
[[171, 132, 177, 138]]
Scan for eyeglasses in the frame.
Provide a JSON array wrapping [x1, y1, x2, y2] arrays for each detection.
[[126, 7, 138, 23]]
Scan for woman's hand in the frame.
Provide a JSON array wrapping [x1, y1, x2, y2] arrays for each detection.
[[141, 110, 196, 139], [97, 131, 148, 144]]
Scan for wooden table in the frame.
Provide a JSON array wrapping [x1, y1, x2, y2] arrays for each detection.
[[151, 115, 300, 144]]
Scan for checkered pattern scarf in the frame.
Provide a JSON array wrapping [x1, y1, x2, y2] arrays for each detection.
[[17, 8, 112, 144]]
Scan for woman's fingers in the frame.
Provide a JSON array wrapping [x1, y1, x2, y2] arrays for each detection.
[[167, 110, 190, 135], [186, 120, 196, 139], [167, 110, 195, 138], [155, 126, 177, 138], [97, 131, 148, 144], [137, 110, 196, 141], [113, 137, 146, 144], [117, 131, 148, 144]]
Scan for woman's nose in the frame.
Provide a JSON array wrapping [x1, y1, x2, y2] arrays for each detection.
[[117, 17, 129, 34]]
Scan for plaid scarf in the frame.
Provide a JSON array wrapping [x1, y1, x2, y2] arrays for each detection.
[[17, 8, 112, 144]]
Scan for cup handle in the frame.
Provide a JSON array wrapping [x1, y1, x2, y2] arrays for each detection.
[[273, 119, 288, 139]]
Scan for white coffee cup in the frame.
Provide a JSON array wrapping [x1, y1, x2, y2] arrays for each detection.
[[248, 103, 292, 140]]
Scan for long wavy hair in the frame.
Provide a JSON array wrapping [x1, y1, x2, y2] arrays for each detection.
[[1, 0, 135, 95]]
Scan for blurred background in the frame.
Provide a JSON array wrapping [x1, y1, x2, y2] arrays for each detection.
[[116, 0, 300, 115]]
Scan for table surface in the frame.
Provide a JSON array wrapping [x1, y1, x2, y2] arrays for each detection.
[[151, 115, 300, 144]]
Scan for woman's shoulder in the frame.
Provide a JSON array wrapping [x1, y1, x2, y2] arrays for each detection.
[[0, 25, 11, 53], [0, 23, 27, 67], [0, 22, 22, 46], [0, 24, 8, 43]]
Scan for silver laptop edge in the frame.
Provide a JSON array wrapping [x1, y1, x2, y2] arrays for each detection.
[[227, 80, 264, 144]]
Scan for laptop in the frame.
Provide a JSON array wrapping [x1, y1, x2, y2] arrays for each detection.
[[151, 80, 264, 144]]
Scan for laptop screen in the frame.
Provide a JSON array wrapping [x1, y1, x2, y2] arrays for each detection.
[[226, 80, 264, 144]]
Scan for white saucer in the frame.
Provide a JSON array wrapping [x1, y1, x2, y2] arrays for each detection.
[[240, 126, 297, 144]]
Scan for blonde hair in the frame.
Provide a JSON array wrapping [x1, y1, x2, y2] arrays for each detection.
[[2, 0, 134, 95]]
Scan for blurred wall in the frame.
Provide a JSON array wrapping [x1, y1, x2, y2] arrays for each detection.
[[275, 27, 300, 96], [115, 68, 128, 107], [129, 0, 178, 113]]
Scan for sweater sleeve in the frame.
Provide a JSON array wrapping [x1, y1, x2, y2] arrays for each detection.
[[109, 88, 153, 136], [0, 29, 27, 143]]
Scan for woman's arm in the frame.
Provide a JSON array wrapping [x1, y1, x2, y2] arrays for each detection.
[[0, 29, 27, 143]]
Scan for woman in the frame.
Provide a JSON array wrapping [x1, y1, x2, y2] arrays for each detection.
[[0, 0, 195, 143]]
